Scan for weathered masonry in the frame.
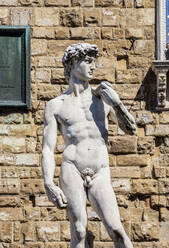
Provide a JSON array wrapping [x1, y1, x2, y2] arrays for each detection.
[[0, 0, 169, 248]]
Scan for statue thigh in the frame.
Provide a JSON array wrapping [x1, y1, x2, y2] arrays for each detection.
[[88, 167, 126, 240], [60, 163, 88, 240]]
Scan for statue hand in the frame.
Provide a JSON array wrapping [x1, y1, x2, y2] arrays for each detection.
[[99, 81, 121, 107], [45, 183, 68, 209]]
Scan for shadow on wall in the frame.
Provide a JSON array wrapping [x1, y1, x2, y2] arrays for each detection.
[[87, 231, 95, 248], [134, 67, 157, 112]]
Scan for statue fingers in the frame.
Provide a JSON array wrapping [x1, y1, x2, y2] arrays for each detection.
[[57, 195, 67, 208], [60, 192, 68, 204]]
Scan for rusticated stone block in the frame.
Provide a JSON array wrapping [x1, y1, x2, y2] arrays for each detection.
[[0, 196, 20, 207], [116, 59, 127, 70], [101, 27, 112, 39], [116, 69, 142, 84], [116, 195, 128, 208], [8, 125, 36, 137], [0, 124, 8, 135], [84, 8, 101, 26], [0, 222, 12, 242], [24, 207, 40, 221], [117, 154, 149, 167], [159, 112, 169, 124], [125, 27, 143, 39], [21, 179, 45, 194], [160, 222, 169, 243], [72, 0, 94, 6], [34, 8, 59, 26], [0, 0, 17, 5], [44, 207, 66, 221], [0, 8, 9, 21], [38, 84, 62, 100], [22, 222, 35, 241], [31, 39, 47, 56], [119, 207, 130, 221], [36, 69, 51, 83], [130, 207, 143, 222], [95, 0, 122, 7], [36, 222, 60, 241], [1, 167, 18, 178], [151, 195, 166, 208], [15, 154, 39, 166], [154, 125, 169, 137], [0, 179, 20, 194], [45, 0, 70, 6], [128, 55, 150, 69], [19, 0, 43, 6], [134, 0, 144, 8], [45, 242, 68, 248], [70, 27, 100, 39], [14, 221, 22, 242], [55, 27, 69, 39], [158, 179, 169, 194], [142, 208, 159, 222], [60, 8, 83, 27], [154, 167, 166, 178], [131, 179, 158, 195], [94, 56, 116, 83], [51, 68, 65, 84], [0, 113, 23, 124], [0, 154, 16, 166], [0, 208, 23, 221], [88, 222, 100, 241], [136, 111, 153, 126], [36, 56, 57, 67], [11, 8, 32, 25], [137, 137, 155, 155], [111, 166, 140, 178], [102, 8, 120, 27], [112, 27, 124, 39], [87, 207, 100, 221], [2, 137, 25, 153], [32, 27, 55, 39], [35, 195, 54, 207], [112, 84, 140, 100], [60, 221, 70, 241], [160, 208, 169, 222], [100, 222, 111, 241], [109, 136, 137, 154], [24, 242, 44, 248], [132, 222, 159, 241], [112, 179, 130, 194], [156, 154, 169, 167]]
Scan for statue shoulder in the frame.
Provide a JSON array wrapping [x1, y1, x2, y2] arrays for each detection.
[[45, 94, 67, 117]]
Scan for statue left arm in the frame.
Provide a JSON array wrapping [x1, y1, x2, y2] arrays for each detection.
[[95, 81, 137, 134]]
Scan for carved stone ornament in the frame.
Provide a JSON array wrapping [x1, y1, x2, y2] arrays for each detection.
[[151, 1, 169, 111], [152, 60, 169, 111]]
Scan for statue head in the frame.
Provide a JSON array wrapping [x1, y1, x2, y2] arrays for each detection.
[[62, 43, 99, 83]]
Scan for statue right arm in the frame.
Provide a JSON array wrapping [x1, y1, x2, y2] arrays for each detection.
[[42, 100, 67, 208]]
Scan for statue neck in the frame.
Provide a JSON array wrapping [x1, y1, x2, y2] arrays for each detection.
[[68, 74, 90, 97]]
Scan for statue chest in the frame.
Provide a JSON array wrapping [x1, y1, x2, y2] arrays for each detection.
[[57, 95, 106, 126]]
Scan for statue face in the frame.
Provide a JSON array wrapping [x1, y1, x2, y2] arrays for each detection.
[[71, 56, 96, 81]]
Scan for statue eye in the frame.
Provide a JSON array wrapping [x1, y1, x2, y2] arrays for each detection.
[[84, 58, 92, 64]]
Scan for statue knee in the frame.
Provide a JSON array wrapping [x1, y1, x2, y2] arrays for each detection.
[[74, 222, 86, 241], [107, 225, 124, 242]]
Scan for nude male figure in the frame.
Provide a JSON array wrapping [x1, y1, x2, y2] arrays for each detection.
[[42, 43, 136, 248]]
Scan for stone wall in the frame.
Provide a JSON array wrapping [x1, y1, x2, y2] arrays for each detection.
[[0, 0, 169, 247]]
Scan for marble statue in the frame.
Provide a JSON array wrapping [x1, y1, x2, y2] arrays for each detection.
[[42, 43, 136, 248]]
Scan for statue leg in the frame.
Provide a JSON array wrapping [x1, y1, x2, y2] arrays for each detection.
[[60, 163, 89, 248], [88, 167, 133, 248]]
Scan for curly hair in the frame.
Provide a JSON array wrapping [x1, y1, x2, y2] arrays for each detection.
[[62, 43, 99, 82]]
